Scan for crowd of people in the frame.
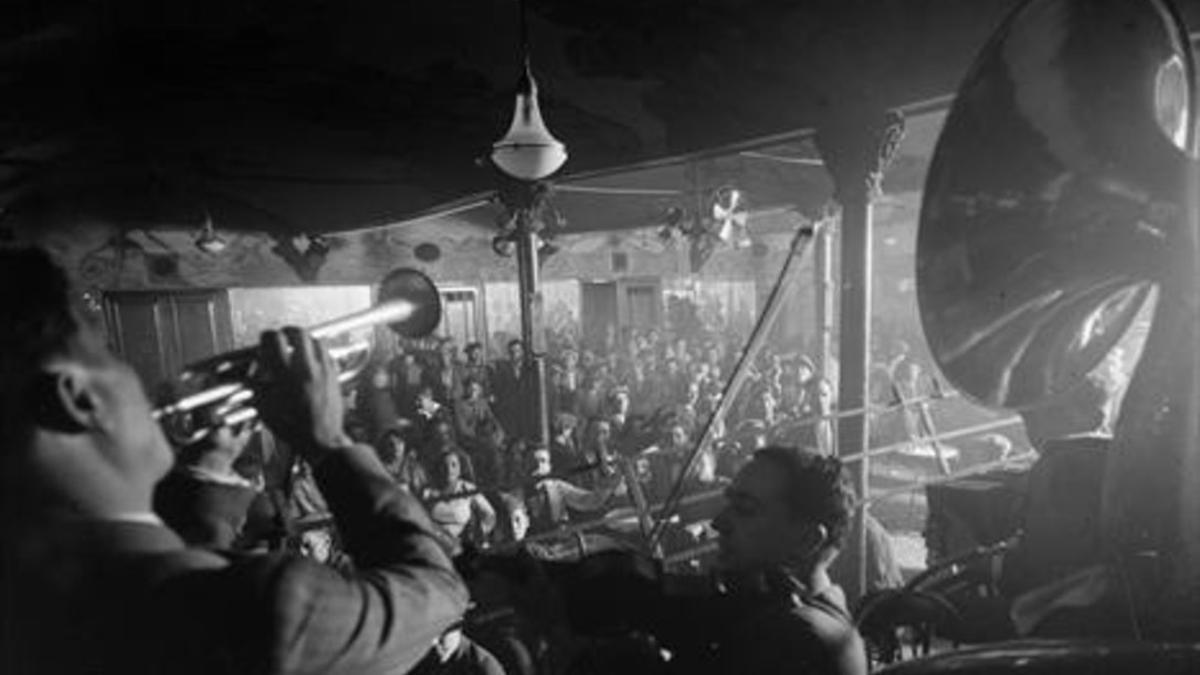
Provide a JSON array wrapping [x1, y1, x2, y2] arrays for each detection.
[[326, 308, 945, 583], [343, 319, 851, 555]]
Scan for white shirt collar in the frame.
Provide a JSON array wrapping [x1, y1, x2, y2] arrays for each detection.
[[104, 512, 165, 527]]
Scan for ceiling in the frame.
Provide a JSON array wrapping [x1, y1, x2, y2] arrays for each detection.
[[1, 0, 1195, 236]]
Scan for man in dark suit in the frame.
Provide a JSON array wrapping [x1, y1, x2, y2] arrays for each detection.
[[0, 247, 468, 675], [490, 338, 537, 441]]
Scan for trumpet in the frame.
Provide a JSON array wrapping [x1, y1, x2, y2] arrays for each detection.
[[154, 267, 443, 445]]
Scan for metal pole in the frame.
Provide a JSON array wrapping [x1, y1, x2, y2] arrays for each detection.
[[649, 226, 814, 548], [515, 216, 550, 447], [816, 108, 902, 604], [815, 215, 837, 379], [837, 189, 872, 604], [815, 215, 839, 454]]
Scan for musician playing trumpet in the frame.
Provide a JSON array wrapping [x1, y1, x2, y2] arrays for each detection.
[[0, 247, 468, 675]]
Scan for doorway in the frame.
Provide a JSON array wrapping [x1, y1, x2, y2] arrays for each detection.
[[104, 290, 234, 398], [581, 278, 662, 349]]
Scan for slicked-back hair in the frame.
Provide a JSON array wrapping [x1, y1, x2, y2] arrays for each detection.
[[0, 247, 78, 459], [751, 446, 856, 550]]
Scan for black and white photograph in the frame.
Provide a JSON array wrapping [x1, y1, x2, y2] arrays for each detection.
[[3, 1, 1200, 673]]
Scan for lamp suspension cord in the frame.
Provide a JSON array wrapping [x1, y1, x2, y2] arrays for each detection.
[[517, 0, 530, 65]]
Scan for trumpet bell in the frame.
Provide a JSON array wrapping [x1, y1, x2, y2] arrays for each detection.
[[917, 0, 1194, 409], [378, 267, 442, 338]]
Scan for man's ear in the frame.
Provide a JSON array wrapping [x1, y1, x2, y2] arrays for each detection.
[[799, 522, 830, 558], [814, 523, 830, 549], [35, 366, 96, 433]]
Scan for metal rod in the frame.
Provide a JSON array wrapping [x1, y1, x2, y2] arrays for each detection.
[[649, 224, 814, 548], [663, 541, 719, 565], [310, 300, 414, 339], [154, 382, 244, 418], [155, 339, 370, 420], [839, 416, 1023, 464], [839, 183, 873, 602], [860, 449, 1035, 506]]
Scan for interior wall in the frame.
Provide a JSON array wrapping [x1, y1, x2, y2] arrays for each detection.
[[12, 211, 780, 294]]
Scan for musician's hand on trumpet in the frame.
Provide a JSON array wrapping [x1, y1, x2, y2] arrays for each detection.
[[254, 327, 355, 465], [153, 268, 441, 450]]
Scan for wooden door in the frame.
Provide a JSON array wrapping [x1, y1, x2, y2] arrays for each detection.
[[581, 281, 618, 350], [104, 290, 233, 398], [438, 288, 481, 348], [623, 282, 661, 330]]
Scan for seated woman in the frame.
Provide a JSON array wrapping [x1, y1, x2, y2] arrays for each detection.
[[423, 450, 497, 543]]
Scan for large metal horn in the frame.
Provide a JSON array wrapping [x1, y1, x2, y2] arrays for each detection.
[[917, 0, 1194, 409]]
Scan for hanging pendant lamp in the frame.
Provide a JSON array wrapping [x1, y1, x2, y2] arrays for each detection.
[[491, 57, 567, 181]]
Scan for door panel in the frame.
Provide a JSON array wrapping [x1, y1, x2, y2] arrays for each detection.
[[581, 281, 618, 350], [625, 284, 660, 329], [439, 289, 480, 347], [107, 296, 170, 392], [104, 290, 233, 396]]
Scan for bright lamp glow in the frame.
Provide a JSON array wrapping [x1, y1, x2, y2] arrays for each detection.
[[491, 62, 567, 181], [1155, 55, 1189, 152]]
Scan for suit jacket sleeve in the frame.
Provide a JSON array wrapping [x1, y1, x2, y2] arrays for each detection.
[[161, 443, 469, 675], [154, 470, 259, 550]]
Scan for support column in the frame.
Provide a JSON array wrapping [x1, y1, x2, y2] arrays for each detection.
[[814, 213, 837, 384], [515, 219, 549, 447], [815, 109, 904, 602]]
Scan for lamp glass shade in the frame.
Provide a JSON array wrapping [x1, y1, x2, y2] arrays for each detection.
[[491, 67, 567, 181]]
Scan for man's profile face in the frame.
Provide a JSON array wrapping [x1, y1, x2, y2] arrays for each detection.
[[712, 458, 809, 572], [65, 319, 174, 483]]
